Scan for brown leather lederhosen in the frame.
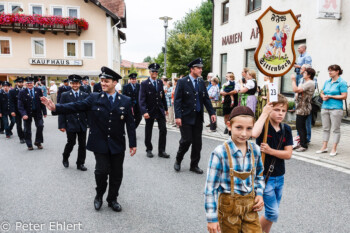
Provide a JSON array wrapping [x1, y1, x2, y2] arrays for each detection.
[[217, 142, 262, 233]]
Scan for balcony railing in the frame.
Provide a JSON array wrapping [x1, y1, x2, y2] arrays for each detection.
[[0, 23, 82, 35]]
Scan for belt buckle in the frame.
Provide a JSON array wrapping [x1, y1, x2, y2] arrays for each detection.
[[269, 165, 274, 172]]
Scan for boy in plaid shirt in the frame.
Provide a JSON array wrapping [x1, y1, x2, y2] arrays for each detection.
[[205, 106, 265, 233]]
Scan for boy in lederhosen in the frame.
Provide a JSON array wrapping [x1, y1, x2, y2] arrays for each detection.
[[205, 106, 265, 233]]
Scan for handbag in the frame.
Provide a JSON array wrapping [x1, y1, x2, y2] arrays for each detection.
[[312, 83, 323, 109]]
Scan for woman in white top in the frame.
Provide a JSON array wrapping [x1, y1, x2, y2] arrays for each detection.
[[238, 69, 258, 115]]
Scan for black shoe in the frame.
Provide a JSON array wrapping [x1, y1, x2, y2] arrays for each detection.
[[146, 150, 154, 158], [174, 161, 181, 172], [190, 166, 203, 174], [62, 160, 69, 168], [28, 146, 34, 151], [224, 128, 228, 134], [158, 152, 170, 158], [20, 139, 25, 144], [94, 196, 103, 210], [34, 142, 43, 149], [77, 164, 87, 171], [108, 201, 122, 212]]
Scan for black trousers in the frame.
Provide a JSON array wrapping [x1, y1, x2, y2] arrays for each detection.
[[144, 116, 167, 153], [0, 116, 4, 132], [134, 113, 142, 129], [94, 152, 125, 203], [15, 114, 24, 140], [23, 113, 44, 147], [296, 114, 308, 148], [176, 112, 203, 168], [2, 114, 15, 136], [63, 131, 87, 165]]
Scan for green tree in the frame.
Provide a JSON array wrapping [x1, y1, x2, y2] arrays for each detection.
[[143, 56, 152, 63]]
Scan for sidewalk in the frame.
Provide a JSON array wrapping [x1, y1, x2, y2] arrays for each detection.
[[143, 112, 350, 170]]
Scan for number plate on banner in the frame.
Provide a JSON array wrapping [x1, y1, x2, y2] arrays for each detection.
[[268, 83, 278, 102]]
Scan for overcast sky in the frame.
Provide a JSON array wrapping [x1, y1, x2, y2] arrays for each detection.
[[121, 0, 205, 63]]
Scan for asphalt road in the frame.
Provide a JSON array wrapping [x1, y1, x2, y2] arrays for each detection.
[[0, 116, 349, 233]]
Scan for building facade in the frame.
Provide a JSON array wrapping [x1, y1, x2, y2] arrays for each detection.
[[0, 0, 126, 85], [120, 60, 149, 84], [212, 0, 349, 102]]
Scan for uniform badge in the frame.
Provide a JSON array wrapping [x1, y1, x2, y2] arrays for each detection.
[[70, 93, 72, 95], [121, 115, 124, 120], [118, 96, 121, 100], [120, 107, 125, 110], [187, 79, 190, 82], [101, 94, 105, 98]]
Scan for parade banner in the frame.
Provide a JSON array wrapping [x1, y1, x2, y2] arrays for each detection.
[[254, 7, 300, 77]]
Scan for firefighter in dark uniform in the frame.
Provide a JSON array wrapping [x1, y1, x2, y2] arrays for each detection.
[[18, 77, 47, 150], [0, 81, 4, 134], [173, 58, 216, 174], [41, 66, 136, 212], [9, 77, 25, 143], [122, 73, 142, 128], [93, 82, 102, 93], [80, 76, 92, 94], [57, 79, 72, 103], [0, 81, 15, 138], [139, 63, 170, 159], [58, 75, 89, 171]]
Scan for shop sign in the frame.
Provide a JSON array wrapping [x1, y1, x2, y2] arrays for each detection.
[[29, 59, 83, 66]]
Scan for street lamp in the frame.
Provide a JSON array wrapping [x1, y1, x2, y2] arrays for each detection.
[[159, 16, 172, 77]]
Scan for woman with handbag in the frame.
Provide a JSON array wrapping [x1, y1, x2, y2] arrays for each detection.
[[208, 77, 220, 132], [317, 65, 348, 156]]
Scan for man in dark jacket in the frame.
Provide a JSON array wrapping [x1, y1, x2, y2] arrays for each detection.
[[0, 81, 15, 138], [139, 63, 170, 159], [174, 58, 216, 174], [9, 77, 25, 143], [57, 79, 72, 103], [18, 77, 47, 150], [80, 76, 92, 94], [41, 67, 136, 213], [58, 75, 89, 171], [122, 73, 142, 128], [93, 82, 102, 93]]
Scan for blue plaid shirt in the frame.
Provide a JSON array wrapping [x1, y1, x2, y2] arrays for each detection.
[[204, 138, 265, 223]]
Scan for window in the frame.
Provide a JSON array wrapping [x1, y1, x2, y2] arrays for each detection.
[[220, 54, 227, 83], [67, 7, 79, 18], [32, 38, 45, 57], [281, 40, 307, 96], [64, 40, 78, 58], [51, 6, 63, 16], [222, 1, 229, 24], [30, 4, 43, 15], [0, 3, 5, 14], [247, 0, 261, 14], [9, 3, 23, 14], [0, 37, 11, 56], [245, 48, 259, 79], [82, 41, 95, 58]]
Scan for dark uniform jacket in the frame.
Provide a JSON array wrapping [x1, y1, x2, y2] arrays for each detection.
[[9, 87, 23, 114], [58, 90, 89, 133], [54, 92, 136, 155], [80, 84, 92, 94], [0, 90, 11, 115], [139, 78, 168, 118], [18, 87, 47, 117], [174, 76, 215, 125], [93, 82, 102, 93], [57, 85, 72, 103], [122, 83, 141, 114]]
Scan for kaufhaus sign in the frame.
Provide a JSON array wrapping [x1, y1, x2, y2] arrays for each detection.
[[29, 59, 83, 66]]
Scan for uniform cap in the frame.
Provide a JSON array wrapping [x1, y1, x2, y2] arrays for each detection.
[[187, 58, 204, 68], [99, 66, 122, 81], [148, 63, 160, 72], [128, 73, 138, 79], [68, 75, 82, 83]]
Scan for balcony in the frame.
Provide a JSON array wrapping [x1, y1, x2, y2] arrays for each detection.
[[0, 14, 89, 36]]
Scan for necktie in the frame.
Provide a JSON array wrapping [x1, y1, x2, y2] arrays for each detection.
[[75, 92, 79, 99], [132, 84, 135, 91], [194, 79, 201, 112], [109, 96, 114, 106], [31, 90, 36, 110], [153, 81, 157, 91]]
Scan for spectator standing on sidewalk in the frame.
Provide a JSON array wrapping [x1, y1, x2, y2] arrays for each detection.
[[294, 44, 312, 87], [317, 65, 348, 157], [49, 81, 58, 104], [220, 72, 237, 134], [291, 68, 316, 152], [208, 77, 220, 132], [166, 81, 174, 125], [238, 69, 258, 115], [171, 77, 179, 127]]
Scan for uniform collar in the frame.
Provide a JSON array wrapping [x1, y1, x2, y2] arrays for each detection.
[[72, 89, 80, 95]]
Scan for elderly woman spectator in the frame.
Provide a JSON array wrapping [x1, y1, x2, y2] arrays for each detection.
[[49, 81, 58, 104], [317, 65, 348, 156], [238, 69, 258, 114], [291, 67, 316, 152], [208, 77, 220, 132]]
